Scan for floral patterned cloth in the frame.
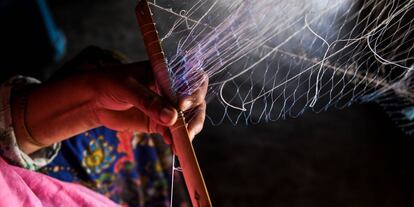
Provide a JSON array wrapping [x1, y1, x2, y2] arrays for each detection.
[[40, 128, 176, 207]]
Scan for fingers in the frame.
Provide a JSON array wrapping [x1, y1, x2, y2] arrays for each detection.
[[96, 63, 208, 143], [178, 74, 208, 111], [176, 74, 208, 141], [96, 108, 173, 144], [96, 108, 149, 132], [186, 101, 206, 141], [119, 78, 178, 126]]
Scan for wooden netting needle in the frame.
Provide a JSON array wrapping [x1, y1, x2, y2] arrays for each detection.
[[135, 1, 212, 206]]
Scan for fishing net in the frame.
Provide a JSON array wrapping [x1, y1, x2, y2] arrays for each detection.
[[146, 0, 414, 134]]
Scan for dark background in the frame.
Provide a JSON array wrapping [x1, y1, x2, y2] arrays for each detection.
[[44, 0, 414, 206]]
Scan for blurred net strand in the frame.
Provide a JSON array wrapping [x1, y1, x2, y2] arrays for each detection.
[[149, 0, 414, 133]]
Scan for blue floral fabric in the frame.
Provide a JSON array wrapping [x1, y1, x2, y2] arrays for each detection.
[[40, 127, 175, 207]]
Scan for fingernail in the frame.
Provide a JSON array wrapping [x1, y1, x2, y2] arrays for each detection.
[[160, 108, 175, 124], [181, 99, 192, 111]]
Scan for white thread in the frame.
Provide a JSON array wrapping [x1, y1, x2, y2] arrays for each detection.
[[170, 154, 176, 207]]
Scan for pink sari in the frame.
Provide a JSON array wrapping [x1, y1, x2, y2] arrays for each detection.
[[0, 157, 119, 207]]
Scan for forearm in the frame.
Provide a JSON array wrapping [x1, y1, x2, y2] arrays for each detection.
[[12, 74, 99, 154]]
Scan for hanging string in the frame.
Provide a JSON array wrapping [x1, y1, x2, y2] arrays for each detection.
[[169, 154, 176, 207], [169, 154, 184, 207]]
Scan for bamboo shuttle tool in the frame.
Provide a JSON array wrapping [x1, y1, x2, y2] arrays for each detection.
[[135, 1, 212, 206]]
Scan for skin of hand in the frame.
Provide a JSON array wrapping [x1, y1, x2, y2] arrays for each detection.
[[12, 61, 208, 154]]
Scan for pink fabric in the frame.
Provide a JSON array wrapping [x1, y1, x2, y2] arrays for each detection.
[[0, 157, 119, 207]]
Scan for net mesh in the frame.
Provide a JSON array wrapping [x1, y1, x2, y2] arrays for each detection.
[[146, 0, 414, 134]]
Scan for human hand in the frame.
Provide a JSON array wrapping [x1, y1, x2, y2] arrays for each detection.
[[89, 61, 208, 143], [13, 61, 207, 154]]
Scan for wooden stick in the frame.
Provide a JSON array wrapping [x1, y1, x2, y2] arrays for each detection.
[[135, 1, 212, 206]]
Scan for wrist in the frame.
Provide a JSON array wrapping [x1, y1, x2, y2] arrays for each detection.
[[11, 86, 46, 154], [12, 74, 100, 154]]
